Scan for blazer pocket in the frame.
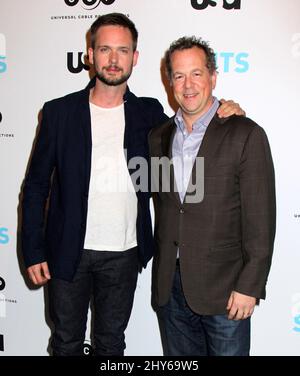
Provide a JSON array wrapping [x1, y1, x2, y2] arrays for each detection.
[[209, 243, 242, 262]]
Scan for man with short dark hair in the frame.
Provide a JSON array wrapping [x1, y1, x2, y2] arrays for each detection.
[[149, 36, 276, 356]]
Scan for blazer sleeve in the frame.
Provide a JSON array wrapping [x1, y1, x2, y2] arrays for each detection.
[[234, 125, 276, 299], [21, 102, 57, 267]]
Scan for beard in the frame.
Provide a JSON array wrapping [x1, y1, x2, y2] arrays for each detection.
[[96, 64, 133, 86]]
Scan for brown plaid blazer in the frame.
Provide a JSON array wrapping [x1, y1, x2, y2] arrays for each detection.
[[149, 113, 276, 315]]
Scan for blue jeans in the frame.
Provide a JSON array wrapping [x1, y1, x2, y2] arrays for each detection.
[[48, 247, 138, 356], [158, 263, 250, 356]]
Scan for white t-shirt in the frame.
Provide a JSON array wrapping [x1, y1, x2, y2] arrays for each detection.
[[83, 102, 138, 251]]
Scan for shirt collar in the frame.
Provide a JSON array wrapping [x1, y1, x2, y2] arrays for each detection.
[[174, 97, 219, 133]]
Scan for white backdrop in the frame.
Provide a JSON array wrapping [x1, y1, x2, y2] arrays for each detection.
[[1, 0, 300, 356]]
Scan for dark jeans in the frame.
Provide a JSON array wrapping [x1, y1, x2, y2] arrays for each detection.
[[48, 247, 138, 356], [158, 263, 250, 356]]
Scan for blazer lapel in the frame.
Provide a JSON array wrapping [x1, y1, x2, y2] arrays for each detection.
[[79, 87, 92, 194], [160, 120, 181, 207], [184, 114, 231, 205], [123, 90, 137, 162]]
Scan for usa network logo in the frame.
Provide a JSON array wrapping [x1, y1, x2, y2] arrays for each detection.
[[64, 0, 116, 9], [191, 0, 241, 10], [67, 52, 90, 74], [0, 33, 7, 74], [0, 277, 6, 319], [0, 228, 9, 245], [0, 277, 5, 291]]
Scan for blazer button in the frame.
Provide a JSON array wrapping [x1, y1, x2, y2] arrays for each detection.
[[174, 241, 179, 247], [179, 208, 185, 214]]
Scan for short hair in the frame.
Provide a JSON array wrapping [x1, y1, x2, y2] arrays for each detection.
[[164, 36, 217, 80], [90, 13, 138, 51]]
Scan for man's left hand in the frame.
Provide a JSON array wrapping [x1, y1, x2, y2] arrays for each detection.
[[217, 99, 246, 118], [226, 291, 256, 320]]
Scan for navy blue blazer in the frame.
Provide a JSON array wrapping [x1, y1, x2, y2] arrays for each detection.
[[22, 78, 168, 281]]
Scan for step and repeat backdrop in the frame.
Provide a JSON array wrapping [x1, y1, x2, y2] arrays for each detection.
[[1, 0, 300, 355]]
